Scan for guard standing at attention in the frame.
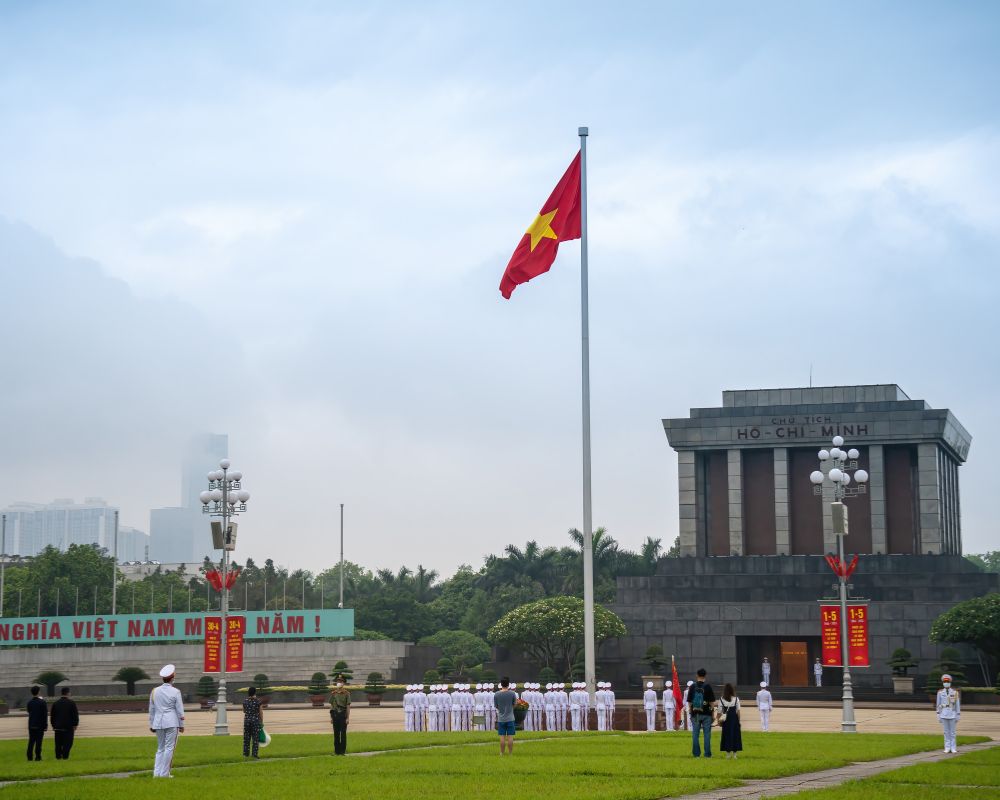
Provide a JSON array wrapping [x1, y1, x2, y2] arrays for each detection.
[[643, 682, 658, 731], [813, 658, 823, 687], [149, 664, 185, 778], [329, 675, 351, 755], [936, 674, 961, 754], [756, 682, 773, 732], [761, 657, 771, 687]]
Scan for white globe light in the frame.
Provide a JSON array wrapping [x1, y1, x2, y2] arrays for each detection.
[[841, 472, 851, 485], [854, 469, 869, 483], [838, 450, 848, 462], [207, 470, 218, 482], [848, 449, 860, 460], [212, 470, 225, 482], [199, 490, 212, 505], [237, 490, 250, 503], [230, 470, 243, 482], [809, 470, 825, 485], [832, 435, 844, 447], [830, 448, 842, 459], [210, 488, 223, 502], [219, 458, 231, 470], [818, 449, 830, 461], [828, 468, 843, 482]]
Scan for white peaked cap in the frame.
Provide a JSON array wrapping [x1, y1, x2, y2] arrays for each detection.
[[646, 681, 654, 688], [476, 683, 482, 689], [545, 682, 552, 689], [687, 680, 694, 686], [511, 682, 517, 689], [760, 681, 767, 688], [418, 685, 424, 690], [666, 681, 672, 687], [159, 664, 175, 678]]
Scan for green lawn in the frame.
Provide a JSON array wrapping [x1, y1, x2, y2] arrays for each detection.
[[0, 731, 983, 799]]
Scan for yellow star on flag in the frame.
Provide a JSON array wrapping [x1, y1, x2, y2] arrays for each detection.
[[525, 209, 559, 251]]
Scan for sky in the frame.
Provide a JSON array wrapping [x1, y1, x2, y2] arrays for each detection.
[[1, 1, 998, 577]]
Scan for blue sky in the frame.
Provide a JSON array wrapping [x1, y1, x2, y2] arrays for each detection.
[[1, 1, 998, 573]]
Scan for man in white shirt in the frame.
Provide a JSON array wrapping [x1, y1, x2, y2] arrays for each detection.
[[643, 682, 658, 731], [762, 657, 771, 687], [813, 658, 823, 687], [936, 674, 961, 753], [756, 682, 773, 732], [149, 664, 185, 778], [662, 680, 677, 731]]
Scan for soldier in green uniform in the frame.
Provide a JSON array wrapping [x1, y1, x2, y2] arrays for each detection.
[[329, 675, 351, 756]]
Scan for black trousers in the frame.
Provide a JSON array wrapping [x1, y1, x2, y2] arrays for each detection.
[[331, 712, 348, 755], [54, 729, 75, 759], [243, 721, 261, 757], [27, 729, 44, 760]]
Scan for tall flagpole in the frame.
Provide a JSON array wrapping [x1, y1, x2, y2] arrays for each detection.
[[579, 126, 596, 699]]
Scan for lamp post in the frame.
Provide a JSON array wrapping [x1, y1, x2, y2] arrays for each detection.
[[1, 513, 6, 618], [338, 503, 344, 609], [809, 435, 869, 733], [199, 458, 250, 736]]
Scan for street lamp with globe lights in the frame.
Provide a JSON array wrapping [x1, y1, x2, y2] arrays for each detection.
[[199, 458, 250, 736], [809, 435, 868, 733]]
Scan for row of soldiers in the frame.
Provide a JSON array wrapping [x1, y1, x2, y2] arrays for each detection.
[[402, 681, 619, 732]]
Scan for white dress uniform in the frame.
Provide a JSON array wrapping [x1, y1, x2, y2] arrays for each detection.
[[436, 686, 448, 731], [662, 680, 677, 731], [762, 659, 771, 687], [814, 660, 823, 687], [569, 683, 582, 731], [936, 678, 961, 753], [484, 684, 496, 730], [643, 683, 658, 731], [427, 686, 438, 731], [404, 686, 414, 731], [149, 665, 185, 778], [605, 683, 616, 730], [595, 683, 607, 731], [556, 684, 568, 731], [580, 683, 591, 730], [414, 685, 427, 731], [756, 683, 773, 732], [543, 684, 556, 731], [682, 681, 694, 730], [529, 684, 543, 731]]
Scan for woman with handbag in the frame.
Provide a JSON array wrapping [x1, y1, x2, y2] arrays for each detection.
[[717, 683, 742, 759]]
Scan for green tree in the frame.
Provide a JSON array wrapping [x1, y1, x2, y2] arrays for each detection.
[[253, 673, 272, 695], [887, 648, 918, 677], [365, 671, 386, 695], [420, 630, 491, 677], [930, 593, 1000, 684], [640, 644, 667, 674], [330, 661, 353, 683], [196, 675, 217, 699], [422, 669, 441, 685], [488, 596, 627, 676], [436, 657, 455, 681], [925, 647, 968, 692], [35, 671, 67, 697], [112, 666, 150, 695], [309, 672, 330, 695], [538, 666, 559, 684], [665, 535, 681, 558], [965, 552, 1000, 572]]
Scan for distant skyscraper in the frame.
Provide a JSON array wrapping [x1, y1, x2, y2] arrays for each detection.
[[0, 498, 124, 557], [150, 433, 229, 565], [117, 525, 151, 562]]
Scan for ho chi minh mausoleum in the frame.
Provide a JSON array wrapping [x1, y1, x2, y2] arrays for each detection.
[[604, 384, 999, 691]]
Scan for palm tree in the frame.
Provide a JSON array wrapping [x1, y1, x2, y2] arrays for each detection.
[[414, 564, 439, 602], [641, 537, 663, 569]]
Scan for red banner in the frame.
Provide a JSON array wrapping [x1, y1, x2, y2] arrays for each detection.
[[820, 603, 870, 667], [847, 604, 870, 667], [226, 616, 245, 672], [204, 615, 222, 673]]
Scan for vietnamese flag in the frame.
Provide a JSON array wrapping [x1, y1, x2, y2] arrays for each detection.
[[499, 152, 582, 299], [671, 656, 683, 727]]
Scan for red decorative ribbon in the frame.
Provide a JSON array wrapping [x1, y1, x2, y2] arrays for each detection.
[[825, 555, 860, 578]]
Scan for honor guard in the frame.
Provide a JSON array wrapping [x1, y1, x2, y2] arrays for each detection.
[[761, 657, 771, 687], [605, 682, 616, 730], [403, 685, 415, 731], [813, 658, 823, 687], [594, 682, 607, 731], [662, 680, 677, 731], [756, 682, 773, 732], [681, 681, 694, 730], [569, 683, 583, 731], [555, 683, 568, 730], [643, 681, 658, 731], [484, 683, 497, 730], [149, 664, 185, 778], [936, 674, 961, 753]]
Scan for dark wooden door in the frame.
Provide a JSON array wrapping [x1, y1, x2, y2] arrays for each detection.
[[780, 641, 809, 686]]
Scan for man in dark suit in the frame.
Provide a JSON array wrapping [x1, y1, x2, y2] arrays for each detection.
[[26, 686, 47, 761], [50, 687, 80, 760]]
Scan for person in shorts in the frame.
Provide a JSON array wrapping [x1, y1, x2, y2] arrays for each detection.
[[493, 677, 517, 755]]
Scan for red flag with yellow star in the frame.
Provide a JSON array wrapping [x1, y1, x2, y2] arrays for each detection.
[[499, 152, 581, 299]]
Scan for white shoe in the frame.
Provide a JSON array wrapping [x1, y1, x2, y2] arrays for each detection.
[[944, 749, 950, 753], [951, 748, 958, 754]]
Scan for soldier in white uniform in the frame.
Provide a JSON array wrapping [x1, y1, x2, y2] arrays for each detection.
[[756, 681, 773, 732], [484, 683, 496, 730], [936, 674, 961, 753], [594, 682, 606, 731], [580, 682, 591, 730], [681, 681, 694, 731], [403, 685, 414, 731], [605, 682, 616, 730], [542, 683, 555, 731], [437, 685, 450, 731], [414, 685, 427, 731], [529, 683, 543, 731], [643, 681, 658, 731], [558, 683, 570, 731], [663, 680, 678, 731], [148, 664, 185, 778], [761, 657, 771, 687], [813, 658, 823, 687], [568, 683, 582, 731]]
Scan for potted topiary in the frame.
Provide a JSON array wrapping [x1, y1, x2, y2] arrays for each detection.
[[887, 648, 918, 694], [365, 671, 387, 706], [924, 648, 968, 696], [308, 672, 330, 707], [422, 669, 441, 686], [640, 645, 667, 692], [330, 661, 353, 685], [113, 666, 151, 696], [253, 673, 273, 707], [196, 675, 218, 709], [0, 697, 8, 716]]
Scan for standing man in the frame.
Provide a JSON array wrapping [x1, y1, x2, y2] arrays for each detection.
[[813, 658, 823, 687], [643, 682, 658, 731], [493, 677, 517, 756], [756, 682, 773, 732], [936, 674, 961, 754], [689, 668, 716, 758], [329, 674, 351, 755], [681, 681, 694, 731], [403, 685, 414, 732], [26, 685, 47, 762], [149, 664, 185, 778], [662, 680, 676, 731], [414, 685, 427, 732], [761, 657, 771, 687], [50, 687, 79, 760]]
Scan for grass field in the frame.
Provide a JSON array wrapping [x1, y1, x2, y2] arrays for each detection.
[[787, 744, 1000, 799], [0, 731, 986, 799]]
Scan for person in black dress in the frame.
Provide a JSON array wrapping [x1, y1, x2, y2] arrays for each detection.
[[718, 683, 742, 759], [26, 686, 47, 762], [50, 687, 80, 759], [242, 686, 264, 758]]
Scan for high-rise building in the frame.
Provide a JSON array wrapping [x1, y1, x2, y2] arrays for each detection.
[[117, 525, 151, 562], [150, 433, 229, 565], [0, 498, 121, 557]]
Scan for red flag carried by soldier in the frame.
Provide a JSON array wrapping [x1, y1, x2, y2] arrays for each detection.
[[671, 656, 683, 727], [499, 152, 582, 299]]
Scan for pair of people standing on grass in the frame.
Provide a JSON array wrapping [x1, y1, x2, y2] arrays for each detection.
[[687, 669, 743, 759], [25, 685, 80, 762]]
